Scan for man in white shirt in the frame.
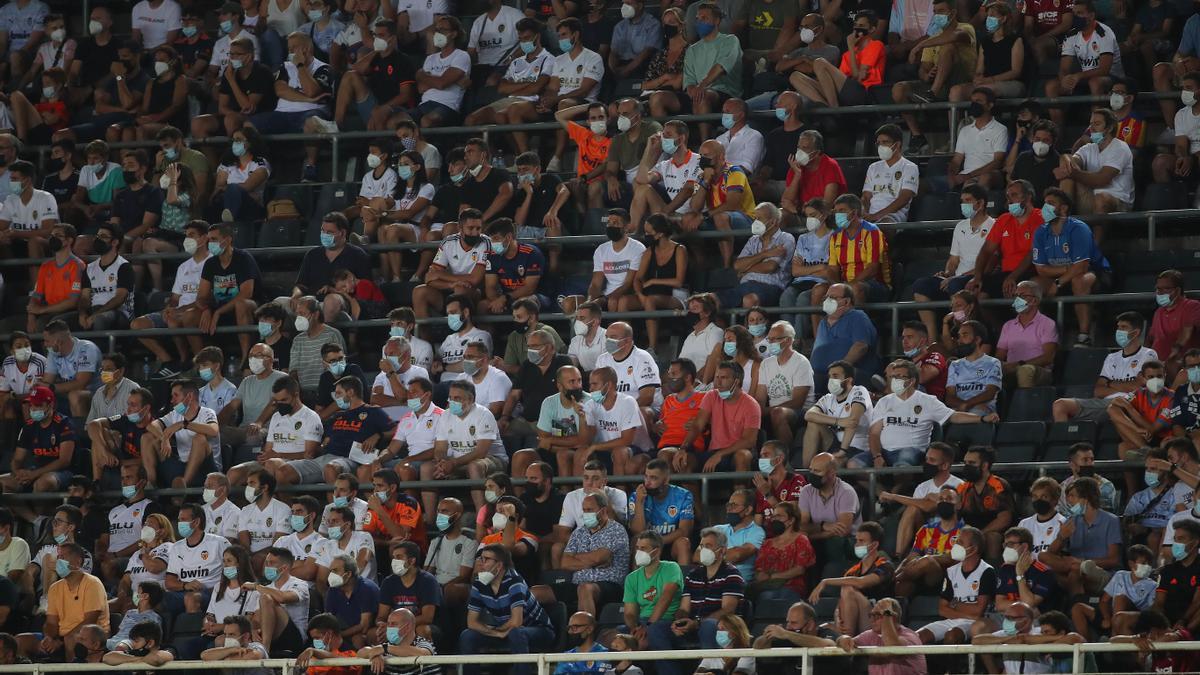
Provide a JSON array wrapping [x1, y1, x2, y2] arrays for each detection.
[[857, 359, 998, 469], [568, 300, 606, 372], [1056, 107, 1134, 216], [238, 468, 292, 564], [594, 321, 661, 415], [318, 472, 370, 537], [248, 32, 334, 182], [863, 124, 919, 223], [1053, 312, 1156, 422], [949, 87, 1008, 190], [273, 496, 327, 583], [586, 209, 645, 310], [386, 307, 434, 370], [467, 0, 523, 71], [1154, 72, 1200, 187], [460, 339, 512, 417], [1043, 0, 1122, 126], [912, 185, 992, 337], [143, 380, 220, 489], [578, 365, 653, 476], [755, 321, 813, 450], [131, 0, 182, 50], [164, 502, 230, 615], [254, 377, 324, 488], [413, 211, 489, 337], [371, 336, 431, 420], [252, 547, 310, 657], [201, 472, 241, 541], [0, 159, 57, 257], [421, 380, 507, 514], [463, 19, 554, 140], [715, 98, 764, 174], [878, 441, 964, 557], [631, 122, 700, 229], [414, 15, 470, 127], [386, 377, 444, 487], [543, 17, 605, 173], [131, 221, 210, 380], [803, 360, 872, 467]]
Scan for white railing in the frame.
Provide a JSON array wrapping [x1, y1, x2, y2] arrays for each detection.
[[6, 642, 1198, 675]]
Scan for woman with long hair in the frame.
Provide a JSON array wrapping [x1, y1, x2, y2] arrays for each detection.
[[620, 214, 689, 353], [111, 512, 175, 612], [380, 150, 436, 282], [475, 472, 513, 540], [180, 544, 260, 659], [209, 125, 270, 222], [694, 614, 754, 675], [751, 502, 817, 603], [703, 324, 762, 391]]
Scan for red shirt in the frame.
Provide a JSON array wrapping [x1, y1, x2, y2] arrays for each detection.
[[1150, 629, 1199, 673], [984, 210, 1042, 272], [785, 154, 847, 203], [916, 350, 948, 398], [754, 471, 808, 520], [1151, 297, 1200, 360], [1022, 0, 1073, 35], [754, 532, 816, 594], [699, 390, 761, 450], [352, 278, 385, 302]]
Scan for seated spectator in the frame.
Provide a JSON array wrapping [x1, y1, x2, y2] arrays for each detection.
[[578, 365, 653, 476], [294, 611, 356, 670], [1043, 0, 1122, 127], [316, 504, 376, 588], [323, 553, 378, 650], [595, 320, 661, 415], [247, 33, 333, 183], [1125, 448, 1177, 552], [912, 185, 993, 337], [1039, 476, 1122, 596], [809, 521, 894, 638], [941, 289, 993, 354], [457, 340, 511, 418], [892, 0, 977, 154], [435, 296, 493, 385], [172, 7, 213, 80], [199, 223, 262, 370], [289, 211, 372, 319], [17, 12, 72, 93], [715, 98, 764, 174], [715, 489, 765, 581], [982, 528, 1058, 647], [423, 380, 507, 514], [631, 124, 702, 235], [586, 209, 645, 310], [751, 322, 812, 449], [163, 502, 229, 615], [24, 542, 107, 659], [945, 88, 1009, 191], [655, 357, 705, 456], [556, 490, 629, 615], [1149, 520, 1200, 627], [780, 198, 835, 337], [751, 501, 815, 605], [720, 202, 794, 311], [463, 20, 553, 156], [1108, 360, 1173, 457], [85, 384, 153, 486], [0, 385, 74, 497], [1054, 312, 1156, 422], [273, 495, 325, 584], [358, 607, 436, 667], [879, 441, 963, 557], [39, 323, 100, 416], [129, 45, 188, 142], [0, 160, 58, 260], [673, 294, 721, 380], [1071, 544, 1156, 640], [1011, 477, 1065, 560], [640, 7, 688, 117], [601, 98, 660, 208], [671, 360, 757, 475], [1055, 107, 1134, 216], [788, 11, 884, 110], [685, 140, 756, 267], [554, 102, 612, 214], [968, 180, 1041, 301], [953, 445, 1014, 559], [481, 221, 549, 321], [131, 220, 209, 376], [826, 194, 891, 305], [460, 544, 555, 675], [945, 320, 1003, 414], [42, 139, 81, 214], [1154, 73, 1200, 187], [412, 16, 470, 129], [202, 472, 240, 541], [190, 38, 275, 167], [679, 3, 742, 142], [1150, 269, 1200, 377], [608, 0, 659, 78], [73, 222, 134, 332], [901, 320, 947, 398], [200, 614, 269, 664], [362, 469, 424, 550], [914, 526, 993, 645], [861, 124, 918, 224], [387, 307, 434, 370], [143, 379, 220, 488], [376, 541, 440, 640], [207, 3, 260, 84], [82, 352, 137, 425], [505, 352, 580, 477], [330, 19, 415, 131], [422, 496, 475, 605], [249, 547, 310, 657], [893, 486, 962, 597], [802, 360, 871, 466], [798, 453, 862, 564], [412, 212, 489, 334], [311, 344, 363, 422], [289, 296, 346, 398], [1050, 443, 1118, 518], [370, 337, 432, 421], [68, 40, 148, 143], [219, 342, 287, 455], [1007, 121, 1062, 199], [835, 597, 926, 672], [951, 1, 1025, 103], [995, 280, 1057, 388], [101, 620, 173, 666], [510, 154, 565, 269], [811, 293, 880, 397], [235, 468, 290, 563]]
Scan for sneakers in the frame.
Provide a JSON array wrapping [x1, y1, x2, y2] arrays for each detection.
[[908, 134, 931, 155], [301, 163, 319, 182], [545, 157, 562, 172], [754, 57, 768, 75], [1075, 333, 1093, 347], [220, 208, 234, 223], [310, 117, 339, 134], [154, 363, 181, 379]]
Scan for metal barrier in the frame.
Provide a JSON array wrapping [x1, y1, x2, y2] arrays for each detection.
[[0, 641, 1196, 675]]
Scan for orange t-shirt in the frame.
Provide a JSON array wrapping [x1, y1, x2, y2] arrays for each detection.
[[658, 391, 706, 450], [33, 256, 84, 306], [364, 495, 426, 550], [306, 649, 359, 675], [567, 122, 612, 183], [839, 39, 886, 88], [984, 211, 1043, 273], [482, 527, 539, 550]]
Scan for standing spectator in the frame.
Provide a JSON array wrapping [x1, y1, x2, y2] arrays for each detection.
[[1043, 0, 1122, 127], [995, 280, 1057, 388], [1150, 269, 1200, 377], [1056, 107, 1134, 217], [862, 124, 919, 223], [911, 185, 993, 338]]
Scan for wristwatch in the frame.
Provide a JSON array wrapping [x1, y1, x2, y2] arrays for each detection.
[[115, 75, 124, 82], [1015, 575, 1025, 582]]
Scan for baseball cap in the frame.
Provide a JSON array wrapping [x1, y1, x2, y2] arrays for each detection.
[[27, 385, 54, 407]]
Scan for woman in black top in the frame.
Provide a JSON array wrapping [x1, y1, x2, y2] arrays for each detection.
[[950, 2, 1027, 102], [619, 213, 688, 352], [132, 46, 189, 142]]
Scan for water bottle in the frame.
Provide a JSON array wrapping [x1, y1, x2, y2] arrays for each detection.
[[142, 357, 151, 383]]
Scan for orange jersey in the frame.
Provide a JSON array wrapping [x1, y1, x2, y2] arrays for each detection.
[[364, 495, 426, 550], [33, 255, 84, 306], [658, 392, 705, 450], [567, 122, 612, 182]]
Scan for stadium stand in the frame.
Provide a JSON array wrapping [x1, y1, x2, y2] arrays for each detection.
[[0, 0, 1199, 672]]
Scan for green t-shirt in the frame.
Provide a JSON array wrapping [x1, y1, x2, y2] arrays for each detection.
[[608, 120, 663, 177], [623, 560, 683, 620], [682, 33, 743, 98]]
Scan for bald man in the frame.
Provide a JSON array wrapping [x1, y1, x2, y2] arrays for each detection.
[[560, 611, 608, 672], [797, 452, 862, 564], [358, 608, 436, 670], [683, 139, 757, 267], [593, 321, 661, 412], [219, 342, 289, 457]]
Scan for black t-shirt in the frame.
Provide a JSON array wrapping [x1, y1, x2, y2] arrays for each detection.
[[74, 36, 121, 88], [219, 63, 278, 114], [520, 489, 565, 538], [106, 414, 149, 462], [16, 414, 74, 468], [318, 364, 369, 407], [581, 16, 615, 51], [1011, 150, 1061, 206], [430, 182, 465, 225], [98, 69, 150, 109], [460, 166, 513, 218], [112, 183, 164, 231], [1159, 557, 1200, 623], [171, 34, 214, 69], [295, 244, 373, 295], [517, 174, 562, 230], [514, 354, 573, 422], [42, 170, 79, 205], [201, 248, 263, 306], [367, 50, 417, 105], [764, 126, 804, 181], [267, 334, 293, 370]]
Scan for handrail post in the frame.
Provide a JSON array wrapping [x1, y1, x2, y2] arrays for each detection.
[[1071, 643, 1083, 673], [890, 305, 900, 356], [801, 649, 813, 675], [701, 475, 709, 507], [1148, 213, 1157, 251], [1056, 298, 1065, 328], [948, 103, 959, 150], [867, 472, 877, 520], [537, 651, 548, 675], [330, 135, 340, 182]]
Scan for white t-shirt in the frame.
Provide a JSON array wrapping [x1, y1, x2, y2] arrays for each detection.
[[360, 167, 398, 200], [439, 326, 492, 374], [132, 0, 182, 49], [593, 238, 646, 295], [434, 402, 507, 461], [265, 406, 324, 457], [1097, 346, 1157, 399], [948, 217, 994, 276], [372, 365, 432, 419], [871, 390, 955, 449], [863, 157, 919, 221], [569, 331, 606, 372], [77, 162, 121, 191], [1061, 22, 1123, 76], [468, 366, 513, 410], [594, 346, 661, 398], [912, 474, 964, 500], [34, 38, 73, 70], [758, 351, 814, 408], [125, 542, 170, 590], [212, 30, 260, 73], [955, 118, 1009, 174], [158, 406, 221, 468], [1, 188, 58, 231], [205, 499, 242, 540], [812, 385, 873, 450], [715, 125, 765, 174], [590, 393, 653, 449], [394, 183, 436, 224], [0, 537, 29, 577], [1176, 105, 1200, 155], [553, 48, 604, 100], [275, 58, 333, 113], [432, 233, 490, 275], [269, 575, 311, 633], [1163, 508, 1200, 547], [167, 532, 230, 590], [274, 529, 327, 564], [652, 150, 702, 214], [560, 486, 629, 528], [107, 497, 156, 554], [319, 497, 370, 535], [419, 48, 471, 109], [1073, 138, 1134, 205], [679, 323, 723, 374], [1017, 513, 1067, 558], [408, 335, 435, 370], [501, 49, 555, 101], [172, 254, 209, 306], [392, 0, 447, 32], [206, 583, 260, 622], [0, 353, 46, 396], [392, 404, 444, 456], [316, 530, 376, 580], [425, 534, 478, 584], [84, 255, 134, 318], [237, 498, 293, 552], [468, 6, 524, 65]]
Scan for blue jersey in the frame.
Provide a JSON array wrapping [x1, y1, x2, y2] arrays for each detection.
[[1032, 217, 1108, 270], [17, 413, 75, 468], [629, 484, 694, 535], [324, 404, 396, 457], [554, 644, 610, 674], [485, 243, 545, 294], [946, 354, 1003, 411]]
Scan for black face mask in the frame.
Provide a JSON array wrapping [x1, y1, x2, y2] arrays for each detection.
[[726, 511, 743, 526], [93, 239, 110, 255], [807, 473, 824, 490], [935, 502, 956, 520], [961, 465, 982, 482], [698, 156, 715, 170], [605, 226, 624, 242], [922, 462, 939, 479], [46, 158, 64, 173], [1016, 119, 1031, 129], [1077, 465, 1096, 478], [127, 647, 151, 658], [685, 312, 701, 328], [967, 102, 985, 118], [276, 402, 294, 415], [766, 520, 786, 537], [463, 235, 482, 247], [566, 388, 584, 402], [566, 633, 587, 648], [663, 24, 679, 38], [73, 644, 90, 661], [953, 343, 975, 358], [47, 236, 63, 253], [1032, 499, 1053, 516], [123, 170, 139, 185]]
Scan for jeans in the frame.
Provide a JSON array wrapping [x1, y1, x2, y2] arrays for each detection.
[[163, 586, 212, 616], [746, 90, 781, 111], [459, 626, 556, 675], [756, 586, 802, 604], [220, 184, 265, 221], [780, 284, 815, 338], [849, 445, 926, 468], [646, 617, 719, 675]]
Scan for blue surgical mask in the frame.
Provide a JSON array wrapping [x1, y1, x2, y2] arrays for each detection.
[[1145, 471, 1161, 487], [376, 490, 390, 502], [333, 496, 349, 508], [55, 559, 71, 577], [1157, 293, 1174, 307], [490, 241, 505, 255], [1173, 542, 1189, 560], [220, 19, 234, 33], [320, 232, 336, 248], [178, 521, 193, 538], [767, 342, 782, 357], [390, 326, 407, 338], [903, 347, 920, 358], [258, 321, 274, 338], [985, 15, 1001, 32], [30, 409, 46, 422], [718, 387, 733, 400], [1069, 502, 1085, 517], [448, 400, 465, 416], [199, 367, 214, 382], [1189, 366, 1200, 384], [518, 173, 535, 184], [715, 630, 731, 647], [173, 402, 188, 415], [386, 627, 402, 644], [224, 566, 238, 579], [128, 412, 142, 424], [1007, 203, 1025, 217], [263, 566, 279, 582], [723, 341, 736, 356], [397, 165, 414, 181], [758, 458, 774, 474], [231, 141, 246, 157], [208, 242, 224, 257], [450, 172, 464, 184], [774, 107, 788, 121], [1001, 618, 1018, 636], [447, 313, 464, 331], [589, 390, 605, 403], [164, 148, 178, 160], [329, 360, 346, 376], [1090, 131, 1105, 144], [960, 203, 975, 218], [695, 20, 715, 37], [407, 397, 423, 411], [308, 8, 324, 20], [328, 525, 343, 540], [387, 356, 403, 370], [834, 212, 850, 229], [748, 323, 767, 337], [1012, 297, 1028, 313], [290, 514, 308, 531], [853, 544, 869, 559], [436, 513, 453, 531], [54, 533, 68, 544], [121, 484, 138, 499], [1041, 204, 1057, 222], [558, 37, 574, 52], [721, 113, 735, 129], [928, 13, 949, 32], [312, 639, 327, 651], [520, 40, 536, 54], [335, 396, 350, 410], [661, 137, 677, 154], [1115, 329, 1131, 348], [230, 58, 244, 70]]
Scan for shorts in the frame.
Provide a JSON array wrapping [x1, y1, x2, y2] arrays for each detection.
[[517, 225, 547, 239], [445, 454, 507, 477], [145, 312, 168, 329], [488, 96, 531, 111], [701, 210, 753, 230], [850, 445, 925, 468], [694, 450, 735, 473], [288, 454, 354, 483], [920, 618, 975, 642], [17, 469, 72, 490], [413, 100, 461, 125], [247, 109, 326, 134], [911, 273, 971, 301], [1070, 397, 1112, 422], [838, 77, 868, 107], [271, 618, 305, 657], [159, 453, 217, 487]]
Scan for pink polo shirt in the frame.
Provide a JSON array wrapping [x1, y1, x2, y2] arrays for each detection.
[[997, 311, 1058, 364], [852, 626, 927, 675], [699, 389, 761, 450], [1151, 297, 1200, 359]]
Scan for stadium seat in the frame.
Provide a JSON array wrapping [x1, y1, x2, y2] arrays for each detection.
[[1005, 387, 1055, 422], [814, 596, 839, 621], [598, 602, 625, 631], [171, 612, 204, 640], [994, 421, 1046, 463], [1096, 422, 1122, 460], [1060, 348, 1108, 386], [1042, 421, 1098, 461], [942, 422, 996, 453], [258, 218, 306, 248], [754, 597, 793, 621], [904, 595, 941, 628], [1058, 384, 1094, 399], [1141, 182, 1189, 211], [908, 191, 962, 223]]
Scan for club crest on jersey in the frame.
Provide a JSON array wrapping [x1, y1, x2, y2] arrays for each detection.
[[295, 421, 303, 430], [201, 550, 209, 560], [359, 413, 367, 421], [266, 518, 273, 527], [667, 506, 678, 517], [914, 406, 922, 414]]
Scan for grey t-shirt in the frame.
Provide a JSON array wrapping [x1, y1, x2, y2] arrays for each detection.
[[785, 43, 841, 64], [235, 369, 289, 425]]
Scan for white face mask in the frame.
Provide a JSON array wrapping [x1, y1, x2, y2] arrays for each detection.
[[1147, 377, 1165, 394], [794, 149, 811, 166], [822, 297, 838, 315], [1184, 90, 1198, 106], [327, 572, 345, 588], [224, 637, 242, 649], [634, 550, 653, 567], [620, 2, 636, 18], [749, 219, 767, 236], [245, 486, 259, 502], [373, 37, 389, 52], [294, 315, 311, 332], [589, 120, 608, 135], [877, 144, 894, 161], [248, 357, 266, 375], [89, 19, 104, 35], [159, 174, 171, 190], [1134, 562, 1152, 578], [616, 115, 632, 132], [202, 488, 218, 504], [366, 153, 382, 169], [1002, 546, 1019, 564], [890, 378, 908, 395], [154, 61, 171, 77], [1031, 141, 1050, 158], [1109, 92, 1126, 110], [432, 32, 448, 49], [183, 237, 199, 255], [805, 216, 821, 232], [140, 526, 156, 543], [573, 319, 589, 336], [477, 570, 495, 585], [950, 544, 967, 561], [391, 559, 408, 576], [827, 378, 843, 396], [50, 28, 65, 42], [697, 547, 716, 566], [13, 347, 30, 362], [491, 512, 509, 530], [799, 27, 815, 43]]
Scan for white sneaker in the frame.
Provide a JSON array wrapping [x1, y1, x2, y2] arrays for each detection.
[[220, 208, 234, 223], [754, 57, 767, 75], [310, 117, 339, 134], [545, 157, 562, 172]]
